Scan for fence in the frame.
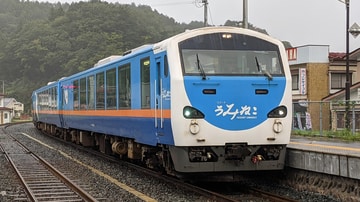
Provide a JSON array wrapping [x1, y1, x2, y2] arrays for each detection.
[[292, 100, 360, 134]]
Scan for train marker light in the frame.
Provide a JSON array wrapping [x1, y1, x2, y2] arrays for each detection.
[[222, 33, 232, 39]]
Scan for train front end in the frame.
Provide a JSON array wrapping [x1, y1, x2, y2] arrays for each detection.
[[167, 27, 292, 173]]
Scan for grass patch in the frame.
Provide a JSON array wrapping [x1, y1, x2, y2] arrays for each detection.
[[292, 129, 360, 141]]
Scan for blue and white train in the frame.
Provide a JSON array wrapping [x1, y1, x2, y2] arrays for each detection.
[[32, 26, 292, 178]]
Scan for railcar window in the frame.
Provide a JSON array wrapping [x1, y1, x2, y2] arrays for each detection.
[[43, 90, 49, 110], [51, 87, 57, 110], [48, 89, 51, 110], [141, 58, 150, 109], [41, 90, 49, 110], [49, 89, 52, 110], [179, 33, 284, 76], [156, 62, 161, 96], [119, 64, 131, 109], [164, 55, 169, 77], [55, 87, 58, 110], [106, 68, 117, 109], [96, 72, 105, 109], [47, 89, 51, 110], [73, 80, 79, 110], [87, 75, 95, 109], [80, 78, 86, 110]]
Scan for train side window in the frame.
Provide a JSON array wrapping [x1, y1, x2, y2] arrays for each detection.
[[141, 57, 150, 109], [164, 55, 169, 77], [80, 78, 86, 110], [96, 72, 105, 109], [156, 61, 161, 96], [73, 80, 79, 110], [106, 68, 117, 109], [87, 75, 95, 109], [54, 87, 58, 110], [49, 88, 52, 110], [119, 64, 131, 109], [51, 87, 57, 110], [45, 90, 48, 110]]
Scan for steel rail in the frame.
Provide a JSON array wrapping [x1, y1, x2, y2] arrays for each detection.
[[1, 126, 98, 202]]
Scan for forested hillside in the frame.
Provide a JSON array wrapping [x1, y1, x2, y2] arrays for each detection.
[[0, 0, 282, 113]]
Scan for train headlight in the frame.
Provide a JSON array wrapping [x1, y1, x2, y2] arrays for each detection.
[[267, 106, 287, 118], [183, 106, 204, 119], [189, 120, 200, 135]]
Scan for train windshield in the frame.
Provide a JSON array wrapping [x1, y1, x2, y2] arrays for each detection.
[[179, 32, 284, 76]]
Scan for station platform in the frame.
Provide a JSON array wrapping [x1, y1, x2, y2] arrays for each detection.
[[286, 136, 360, 180]]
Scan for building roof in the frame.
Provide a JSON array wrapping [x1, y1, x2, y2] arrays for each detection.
[[329, 48, 360, 61], [322, 81, 360, 101], [0, 107, 12, 111], [4, 98, 17, 106], [328, 52, 346, 60], [349, 48, 360, 60]]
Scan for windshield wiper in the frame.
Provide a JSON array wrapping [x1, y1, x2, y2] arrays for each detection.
[[196, 54, 206, 80], [255, 56, 261, 72], [255, 56, 273, 81]]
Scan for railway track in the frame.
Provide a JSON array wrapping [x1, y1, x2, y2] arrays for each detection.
[[2, 123, 301, 201], [0, 126, 98, 202], [31, 126, 299, 202]]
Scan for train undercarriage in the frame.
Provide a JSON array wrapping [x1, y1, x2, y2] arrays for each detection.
[[35, 121, 287, 180], [35, 122, 176, 175]]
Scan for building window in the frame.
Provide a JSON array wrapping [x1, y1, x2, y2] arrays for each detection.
[[335, 111, 358, 130], [292, 74, 299, 90], [331, 73, 351, 89]]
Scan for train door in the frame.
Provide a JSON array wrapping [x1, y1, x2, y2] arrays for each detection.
[[155, 57, 164, 131], [32, 92, 39, 122], [58, 82, 64, 127], [59, 84, 66, 127]]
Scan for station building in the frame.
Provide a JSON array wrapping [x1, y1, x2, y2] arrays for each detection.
[[0, 94, 24, 124], [0, 93, 12, 124], [288, 45, 360, 131], [3, 98, 25, 118]]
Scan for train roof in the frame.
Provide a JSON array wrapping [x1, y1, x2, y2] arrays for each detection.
[[94, 44, 153, 67], [60, 44, 154, 82], [33, 26, 282, 93], [152, 26, 282, 54]]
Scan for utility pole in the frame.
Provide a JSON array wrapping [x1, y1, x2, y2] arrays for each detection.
[[203, 0, 208, 27], [339, 0, 360, 131], [243, 0, 248, 28], [0, 80, 4, 107], [345, 0, 350, 130], [0, 80, 4, 124]]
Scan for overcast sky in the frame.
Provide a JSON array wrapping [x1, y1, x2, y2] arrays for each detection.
[[37, 0, 360, 52]]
